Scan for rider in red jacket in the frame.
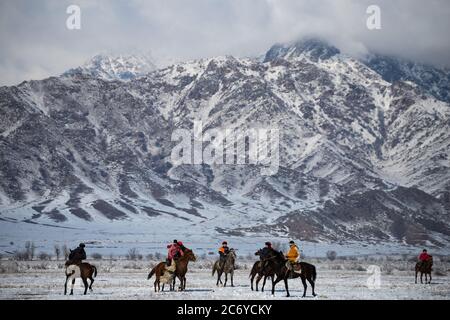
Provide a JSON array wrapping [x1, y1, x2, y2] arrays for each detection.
[[166, 239, 184, 265], [419, 249, 431, 262]]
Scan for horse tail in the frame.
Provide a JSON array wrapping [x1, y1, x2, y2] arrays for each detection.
[[148, 267, 156, 280], [312, 265, 317, 281], [92, 265, 97, 278], [212, 263, 217, 277]]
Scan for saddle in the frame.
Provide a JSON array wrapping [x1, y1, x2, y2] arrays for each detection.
[[65, 259, 82, 267], [165, 259, 176, 273], [286, 261, 302, 277]]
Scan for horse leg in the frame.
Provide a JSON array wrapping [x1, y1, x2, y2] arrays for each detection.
[[64, 275, 69, 295], [428, 272, 432, 284], [255, 274, 263, 291], [231, 271, 234, 287], [301, 276, 308, 298], [89, 276, 94, 291], [250, 273, 255, 291], [224, 273, 228, 287], [70, 278, 75, 295], [154, 280, 157, 292], [82, 277, 89, 295], [272, 275, 283, 296], [162, 283, 165, 292], [420, 272, 423, 284], [217, 271, 222, 286], [415, 270, 418, 284], [307, 276, 316, 297], [284, 277, 290, 297], [262, 276, 267, 292]]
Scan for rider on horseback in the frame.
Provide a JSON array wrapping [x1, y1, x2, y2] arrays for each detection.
[[418, 249, 431, 267], [285, 240, 301, 273], [67, 243, 86, 265], [219, 241, 230, 263], [257, 242, 277, 269], [166, 239, 184, 267]]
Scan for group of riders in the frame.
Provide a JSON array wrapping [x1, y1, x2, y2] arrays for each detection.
[[65, 241, 433, 272]]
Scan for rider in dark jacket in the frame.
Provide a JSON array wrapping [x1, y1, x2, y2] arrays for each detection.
[[259, 242, 276, 259], [256, 242, 277, 269], [68, 243, 86, 264]]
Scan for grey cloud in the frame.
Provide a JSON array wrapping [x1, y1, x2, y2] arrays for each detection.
[[1, 0, 449, 86]]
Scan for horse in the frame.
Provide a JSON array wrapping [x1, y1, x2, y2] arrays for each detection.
[[268, 250, 317, 298], [250, 249, 274, 291], [64, 262, 97, 295], [148, 248, 196, 291], [147, 260, 176, 292], [415, 256, 433, 284], [212, 249, 236, 287]]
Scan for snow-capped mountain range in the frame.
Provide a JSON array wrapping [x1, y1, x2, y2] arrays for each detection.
[[0, 39, 449, 251], [64, 54, 156, 81]]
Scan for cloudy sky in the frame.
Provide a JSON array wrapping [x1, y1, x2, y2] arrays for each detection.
[[1, 0, 449, 86]]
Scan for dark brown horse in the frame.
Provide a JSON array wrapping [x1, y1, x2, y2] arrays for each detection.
[[268, 250, 317, 298], [148, 248, 196, 291], [250, 249, 274, 291], [64, 262, 97, 295], [415, 257, 433, 284]]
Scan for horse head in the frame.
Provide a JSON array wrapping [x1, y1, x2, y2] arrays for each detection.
[[228, 249, 237, 260], [184, 248, 197, 262]]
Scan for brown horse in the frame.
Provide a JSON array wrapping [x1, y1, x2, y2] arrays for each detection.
[[268, 250, 317, 297], [64, 262, 97, 295], [415, 257, 433, 284], [148, 248, 196, 291], [147, 260, 175, 292]]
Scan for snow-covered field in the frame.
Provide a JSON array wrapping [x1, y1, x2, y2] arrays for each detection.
[[1, 258, 448, 300]]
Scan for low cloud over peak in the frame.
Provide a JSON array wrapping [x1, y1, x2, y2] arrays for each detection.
[[1, 0, 449, 86]]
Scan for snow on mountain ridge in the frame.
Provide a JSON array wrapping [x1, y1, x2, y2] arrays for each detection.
[[64, 54, 156, 81], [0, 39, 449, 249]]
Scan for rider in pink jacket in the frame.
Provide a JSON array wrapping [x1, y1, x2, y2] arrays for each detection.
[[167, 239, 184, 265]]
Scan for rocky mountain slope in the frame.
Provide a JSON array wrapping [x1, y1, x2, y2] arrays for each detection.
[[0, 39, 449, 247]]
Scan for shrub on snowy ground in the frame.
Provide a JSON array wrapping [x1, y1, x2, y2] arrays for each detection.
[[0, 261, 19, 273], [38, 252, 51, 261], [123, 262, 143, 269], [127, 248, 139, 260], [12, 250, 28, 261], [347, 263, 366, 271], [31, 262, 49, 270]]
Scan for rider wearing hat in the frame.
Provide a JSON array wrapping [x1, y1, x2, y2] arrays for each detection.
[[167, 239, 184, 266], [68, 243, 87, 265], [218, 241, 230, 263], [260, 242, 276, 258], [286, 240, 300, 263]]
